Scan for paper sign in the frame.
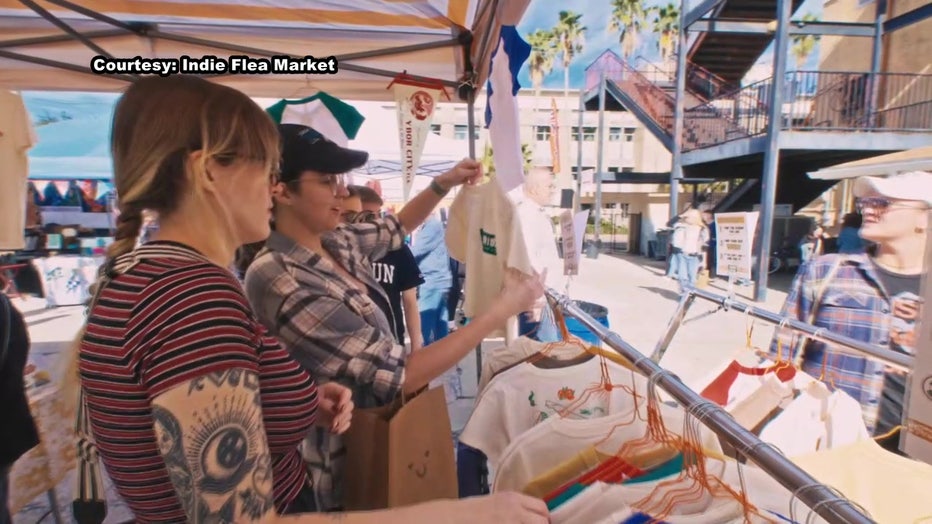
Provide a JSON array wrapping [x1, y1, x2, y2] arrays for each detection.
[[714, 212, 759, 282], [560, 209, 589, 276], [392, 82, 442, 202]]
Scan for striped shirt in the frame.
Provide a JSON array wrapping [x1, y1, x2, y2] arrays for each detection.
[[79, 241, 318, 522], [244, 214, 408, 511]]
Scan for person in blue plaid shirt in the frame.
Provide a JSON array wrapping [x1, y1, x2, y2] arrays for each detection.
[[242, 124, 546, 512], [769, 171, 931, 448]]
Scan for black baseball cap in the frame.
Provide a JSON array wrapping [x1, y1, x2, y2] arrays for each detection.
[[278, 123, 369, 183]]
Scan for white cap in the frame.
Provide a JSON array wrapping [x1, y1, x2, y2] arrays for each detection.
[[853, 171, 932, 206]]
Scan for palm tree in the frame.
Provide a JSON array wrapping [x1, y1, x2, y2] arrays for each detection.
[[651, 3, 680, 62], [609, 0, 647, 60], [551, 11, 586, 185], [526, 29, 557, 154], [791, 14, 821, 69]]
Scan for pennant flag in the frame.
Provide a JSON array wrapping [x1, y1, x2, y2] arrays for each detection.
[[484, 25, 531, 194], [549, 98, 561, 175], [390, 77, 445, 202], [266, 92, 365, 147]]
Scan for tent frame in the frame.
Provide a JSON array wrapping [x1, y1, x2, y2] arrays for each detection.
[[1, 0, 498, 160]]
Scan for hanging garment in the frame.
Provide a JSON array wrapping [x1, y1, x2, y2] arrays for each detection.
[[756, 381, 870, 458], [493, 400, 722, 494], [460, 356, 644, 469], [266, 92, 365, 146], [788, 438, 932, 523], [726, 373, 799, 432], [477, 336, 548, 394], [446, 180, 536, 338], [0, 91, 39, 250], [484, 25, 531, 194], [699, 359, 796, 407]]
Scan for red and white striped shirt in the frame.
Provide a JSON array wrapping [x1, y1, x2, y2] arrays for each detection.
[[79, 241, 318, 522]]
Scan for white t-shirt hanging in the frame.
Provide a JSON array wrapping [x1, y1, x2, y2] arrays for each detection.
[[757, 382, 870, 458], [0, 91, 38, 250], [265, 92, 365, 146], [460, 356, 643, 468], [445, 180, 535, 333]]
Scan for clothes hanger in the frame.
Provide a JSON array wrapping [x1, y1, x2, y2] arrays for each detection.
[[282, 76, 321, 103], [633, 400, 777, 523]]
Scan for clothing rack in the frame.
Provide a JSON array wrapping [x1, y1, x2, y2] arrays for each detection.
[[545, 287, 876, 524], [650, 287, 914, 372]]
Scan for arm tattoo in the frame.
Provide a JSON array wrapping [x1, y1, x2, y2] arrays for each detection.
[[153, 370, 275, 523]]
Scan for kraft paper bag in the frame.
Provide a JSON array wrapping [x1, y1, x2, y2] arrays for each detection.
[[342, 386, 458, 510]]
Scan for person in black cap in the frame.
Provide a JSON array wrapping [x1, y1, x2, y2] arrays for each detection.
[[242, 124, 546, 512]]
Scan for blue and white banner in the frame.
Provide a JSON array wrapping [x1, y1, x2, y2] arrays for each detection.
[[485, 25, 531, 194]]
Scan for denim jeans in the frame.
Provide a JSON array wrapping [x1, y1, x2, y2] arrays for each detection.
[[420, 287, 460, 401], [418, 287, 450, 346], [518, 305, 561, 343], [674, 253, 701, 294]]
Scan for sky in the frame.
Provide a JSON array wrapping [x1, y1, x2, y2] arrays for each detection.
[[513, 0, 825, 91]]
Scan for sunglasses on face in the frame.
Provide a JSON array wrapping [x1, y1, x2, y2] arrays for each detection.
[[855, 197, 924, 215]]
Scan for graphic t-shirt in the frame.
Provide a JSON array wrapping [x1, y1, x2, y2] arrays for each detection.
[[370, 245, 424, 343], [446, 180, 534, 336], [873, 264, 922, 434]]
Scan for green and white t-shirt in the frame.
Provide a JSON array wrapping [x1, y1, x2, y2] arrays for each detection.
[[266, 92, 365, 147]]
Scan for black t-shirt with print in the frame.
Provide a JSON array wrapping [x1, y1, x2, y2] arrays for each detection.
[[873, 264, 922, 435], [370, 245, 424, 344]]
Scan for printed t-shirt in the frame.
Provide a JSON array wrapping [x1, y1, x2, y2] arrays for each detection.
[[78, 242, 318, 522], [370, 245, 424, 343], [445, 180, 534, 336], [460, 357, 643, 468], [0, 91, 38, 250]]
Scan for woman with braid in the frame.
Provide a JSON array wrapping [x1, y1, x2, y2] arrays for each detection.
[[59, 75, 548, 524]]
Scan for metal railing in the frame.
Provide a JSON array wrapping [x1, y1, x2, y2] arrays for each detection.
[[682, 70, 932, 151]]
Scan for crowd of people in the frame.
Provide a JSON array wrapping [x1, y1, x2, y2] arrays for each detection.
[[1, 73, 930, 523]]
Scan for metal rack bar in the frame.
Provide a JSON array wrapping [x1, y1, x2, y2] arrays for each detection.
[[650, 287, 914, 372], [545, 287, 876, 524]]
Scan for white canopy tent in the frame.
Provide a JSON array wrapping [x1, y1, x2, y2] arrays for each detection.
[[808, 146, 932, 180], [349, 107, 468, 178], [0, 0, 529, 103]]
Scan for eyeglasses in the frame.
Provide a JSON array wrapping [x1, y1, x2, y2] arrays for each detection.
[[855, 197, 925, 216], [282, 173, 346, 195], [342, 210, 377, 223]]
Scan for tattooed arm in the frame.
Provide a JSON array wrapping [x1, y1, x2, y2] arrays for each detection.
[[151, 369, 279, 523], [152, 371, 547, 524]]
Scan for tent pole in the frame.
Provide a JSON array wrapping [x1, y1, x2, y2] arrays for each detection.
[[0, 29, 128, 49], [43, 0, 141, 32], [0, 49, 134, 82]]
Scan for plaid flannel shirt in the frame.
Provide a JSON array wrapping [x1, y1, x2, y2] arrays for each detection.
[[768, 253, 901, 435], [244, 214, 408, 511]]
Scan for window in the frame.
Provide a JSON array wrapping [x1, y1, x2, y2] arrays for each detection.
[[535, 125, 551, 141], [572, 126, 597, 141], [454, 124, 479, 140], [430, 124, 442, 135], [608, 127, 622, 141], [624, 127, 636, 142]]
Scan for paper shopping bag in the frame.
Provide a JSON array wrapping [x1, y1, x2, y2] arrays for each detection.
[[342, 386, 458, 510]]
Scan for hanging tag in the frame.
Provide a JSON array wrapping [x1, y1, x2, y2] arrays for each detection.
[[560, 210, 577, 276]]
